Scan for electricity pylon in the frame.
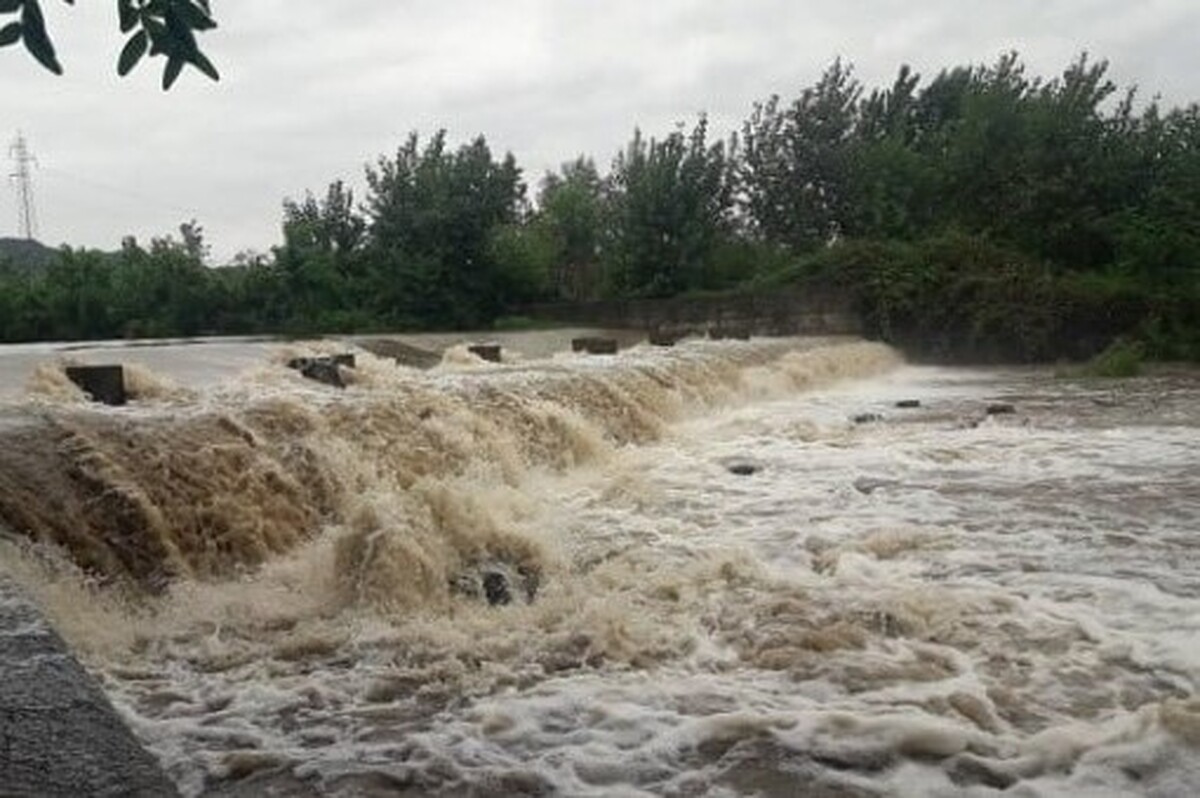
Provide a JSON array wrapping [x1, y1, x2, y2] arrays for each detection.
[[9, 133, 39, 240]]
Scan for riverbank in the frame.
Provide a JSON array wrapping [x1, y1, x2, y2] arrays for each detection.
[[0, 574, 179, 797]]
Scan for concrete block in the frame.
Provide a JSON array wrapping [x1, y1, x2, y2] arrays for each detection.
[[468, 344, 502, 363], [572, 337, 618, 355], [64, 365, 126, 406], [647, 331, 677, 347]]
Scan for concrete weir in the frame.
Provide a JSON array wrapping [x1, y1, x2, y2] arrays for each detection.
[[0, 578, 178, 798]]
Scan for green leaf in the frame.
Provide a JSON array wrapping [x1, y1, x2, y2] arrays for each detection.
[[163, 7, 199, 55], [161, 55, 183, 90], [174, 0, 216, 31], [187, 47, 218, 82], [0, 0, 22, 14], [143, 16, 167, 54], [20, 1, 62, 74], [22, 29, 61, 73], [117, 29, 147, 76], [117, 0, 137, 33], [0, 21, 20, 47]]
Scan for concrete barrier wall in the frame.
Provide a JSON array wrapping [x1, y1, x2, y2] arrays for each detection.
[[524, 289, 861, 338], [0, 577, 179, 798]]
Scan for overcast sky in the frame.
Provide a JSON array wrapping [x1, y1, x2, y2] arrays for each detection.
[[2, 0, 1198, 261]]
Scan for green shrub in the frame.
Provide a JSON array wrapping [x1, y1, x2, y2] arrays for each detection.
[[1080, 338, 1145, 377], [758, 233, 1061, 362]]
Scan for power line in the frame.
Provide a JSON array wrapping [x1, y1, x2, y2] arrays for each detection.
[[38, 165, 211, 221]]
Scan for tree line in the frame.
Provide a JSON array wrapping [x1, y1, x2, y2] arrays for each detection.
[[1, 52, 1197, 360]]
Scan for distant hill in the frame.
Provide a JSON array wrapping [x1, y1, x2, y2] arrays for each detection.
[[0, 238, 59, 274]]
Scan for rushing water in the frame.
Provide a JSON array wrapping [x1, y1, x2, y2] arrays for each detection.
[[0, 335, 1197, 797]]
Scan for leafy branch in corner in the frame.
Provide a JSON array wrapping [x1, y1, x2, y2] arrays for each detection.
[[0, 0, 218, 89]]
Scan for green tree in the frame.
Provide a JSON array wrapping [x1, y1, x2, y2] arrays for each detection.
[[282, 181, 366, 258], [0, 0, 218, 89], [362, 131, 527, 328], [1108, 102, 1200, 285], [606, 116, 733, 296], [275, 181, 369, 328], [846, 64, 936, 239], [487, 223, 555, 304], [537, 157, 607, 299], [740, 60, 862, 252]]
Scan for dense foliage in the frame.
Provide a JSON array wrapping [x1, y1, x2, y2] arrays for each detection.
[[1, 53, 1197, 361]]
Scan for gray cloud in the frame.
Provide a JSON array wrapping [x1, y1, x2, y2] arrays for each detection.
[[2, 0, 1197, 260]]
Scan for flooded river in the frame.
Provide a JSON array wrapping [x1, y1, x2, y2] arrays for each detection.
[[0, 334, 1197, 796]]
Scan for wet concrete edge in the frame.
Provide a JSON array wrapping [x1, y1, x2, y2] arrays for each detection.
[[0, 576, 179, 798]]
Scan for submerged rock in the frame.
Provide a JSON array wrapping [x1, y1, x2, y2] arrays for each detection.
[[986, 402, 1016, 416], [452, 561, 540, 607], [946, 754, 1019, 790], [648, 331, 678, 347], [482, 571, 511, 606], [722, 456, 763, 476], [895, 399, 921, 409], [286, 356, 354, 389], [852, 413, 884, 425], [572, 337, 618, 355], [468, 344, 503, 363], [854, 476, 900, 495]]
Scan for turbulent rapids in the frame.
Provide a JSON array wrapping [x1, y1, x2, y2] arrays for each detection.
[[0, 338, 893, 598], [1, 335, 1198, 797]]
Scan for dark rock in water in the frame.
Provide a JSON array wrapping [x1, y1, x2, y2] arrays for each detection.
[[468, 344, 503, 363], [986, 402, 1016, 416], [946, 754, 1018, 790], [482, 571, 511, 606], [854, 476, 900, 495], [648, 331, 677, 347], [301, 359, 344, 388], [65, 365, 127, 406], [572, 337, 618, 355], [727, 462, 760, 476], [852, 413, 884, 425], [287, 357, 347, 389], [285, 354, 354, 387], [895, 400, 921, 409], [452, 561, 540, 607]]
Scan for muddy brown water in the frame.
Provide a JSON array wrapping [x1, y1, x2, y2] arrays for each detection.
[[0, 334, 1197, 797]]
